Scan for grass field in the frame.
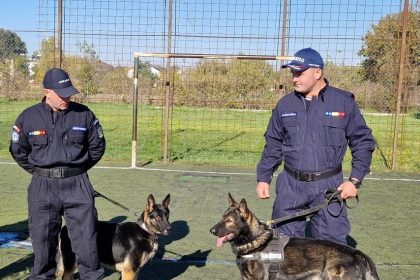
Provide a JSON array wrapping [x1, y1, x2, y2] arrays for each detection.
[[1, 99, 419, 172], [0, 161, 419, 279]]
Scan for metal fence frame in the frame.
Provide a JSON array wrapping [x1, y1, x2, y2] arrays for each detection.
[[1, 0, 418, 171]]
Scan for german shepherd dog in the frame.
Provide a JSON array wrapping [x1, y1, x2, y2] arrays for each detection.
[[55, 194, 171, 280], [210, 193, 380, 280]]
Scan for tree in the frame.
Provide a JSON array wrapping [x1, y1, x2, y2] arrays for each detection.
[[32, 37, 57, 83], [358, 11, 420, 111], [0, 29, 27, 60], [0, 29, 28, 100], [173, 59, 278, 109], [100, 66, 132, 102]]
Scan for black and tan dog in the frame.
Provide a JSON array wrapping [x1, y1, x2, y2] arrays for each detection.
[[210, 193, 380, 280], [55, 194, 171, 280]]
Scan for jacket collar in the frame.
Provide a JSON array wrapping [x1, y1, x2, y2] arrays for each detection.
[[294, 78, 329, 102]]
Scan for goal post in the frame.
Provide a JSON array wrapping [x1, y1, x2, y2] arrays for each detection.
[[131, 52, 294, 168]]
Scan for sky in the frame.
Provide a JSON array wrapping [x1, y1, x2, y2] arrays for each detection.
[[0, 0, 408, 66], [0, 0, 39, 55]]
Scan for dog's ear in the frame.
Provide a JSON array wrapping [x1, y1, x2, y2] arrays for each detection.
[[162, 194, 171, 208], [146, 194, 156, 212], [228, 193, 238, 206], [239, 199, 250, 219]]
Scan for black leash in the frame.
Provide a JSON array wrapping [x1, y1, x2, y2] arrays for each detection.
[[267, 190, 359, 227], [94, 191, 142, 217]]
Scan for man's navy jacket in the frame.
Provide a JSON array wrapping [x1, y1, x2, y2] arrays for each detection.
[[257, 84, 375, 184], [10, 101, 106, 173]]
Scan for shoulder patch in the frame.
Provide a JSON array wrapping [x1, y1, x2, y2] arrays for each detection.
[[97, 126, 104, 138], [12, 131, 19, 143]]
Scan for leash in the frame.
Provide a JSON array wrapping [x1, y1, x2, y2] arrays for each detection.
[[267, 190, 359, 227], [94, 191, 142, 217]]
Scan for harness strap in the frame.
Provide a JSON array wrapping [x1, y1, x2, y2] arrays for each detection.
[[240, 232, 289, 279], [268, 262, 279, 280]]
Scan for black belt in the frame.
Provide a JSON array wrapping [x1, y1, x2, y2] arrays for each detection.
[[284, 164, 342, 182], [33, 167, 85, 178]]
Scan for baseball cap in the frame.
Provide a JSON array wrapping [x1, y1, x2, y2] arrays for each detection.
[[282, 48, 324, 72], [42, 68, 79, 98]]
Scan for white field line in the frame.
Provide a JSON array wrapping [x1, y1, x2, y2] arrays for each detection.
[[1, 161, 419, 182]]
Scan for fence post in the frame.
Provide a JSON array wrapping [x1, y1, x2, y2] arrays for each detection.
[[163, 0, 174, 163], [57, 0, 63, 68], [131, 57, 140, 168], [279, 0, 288, 96], [391, 0, 409, 170]]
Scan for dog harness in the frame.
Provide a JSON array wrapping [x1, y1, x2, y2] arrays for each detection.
[[240, 232, 289, 280]]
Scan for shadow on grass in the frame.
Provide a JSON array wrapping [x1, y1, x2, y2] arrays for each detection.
[[171, 131, 246, 161], [140, 220, 212, 279], [0, 253, 33, 279], [374, 139, 391, 169], [0, 219, 32, 280], [0, 219, 29, 233]]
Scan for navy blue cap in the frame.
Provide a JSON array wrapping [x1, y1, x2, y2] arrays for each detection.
[[42, 68, 79, 98], [282, 48, 324, 72]]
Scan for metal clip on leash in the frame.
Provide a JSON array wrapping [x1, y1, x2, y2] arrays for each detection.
[[94, 191, 142, 217]]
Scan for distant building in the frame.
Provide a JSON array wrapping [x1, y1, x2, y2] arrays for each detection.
[[150, 65, 161, 77], [127, 64, 162, 79], [27, 54, 41, 77]]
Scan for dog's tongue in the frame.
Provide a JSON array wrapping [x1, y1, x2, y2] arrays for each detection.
[[216, 234, 232, 247]]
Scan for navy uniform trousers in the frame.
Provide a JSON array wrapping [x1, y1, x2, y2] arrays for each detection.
[[28, 173, 104, 279], [272, 171, 350, 245]]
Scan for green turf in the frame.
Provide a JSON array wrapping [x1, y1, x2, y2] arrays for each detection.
[[1, 100, 419, 172], [0, 162, 419, 279]]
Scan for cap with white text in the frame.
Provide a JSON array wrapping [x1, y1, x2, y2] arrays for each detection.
[[282, 48, 324, 72], [42, 68, 79, 98]]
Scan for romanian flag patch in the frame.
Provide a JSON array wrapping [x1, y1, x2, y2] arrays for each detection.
[[29, 130, 47, 136], [325, 112, 346, 118]]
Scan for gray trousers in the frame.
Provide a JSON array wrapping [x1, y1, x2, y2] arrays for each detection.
[[28, 173, 104, 280]]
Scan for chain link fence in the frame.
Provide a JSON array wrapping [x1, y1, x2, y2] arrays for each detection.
[[0, 0, 419, 172]]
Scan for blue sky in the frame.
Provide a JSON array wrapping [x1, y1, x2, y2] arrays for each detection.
[[0, 0, 407, 66], [0, 1, 39, 55]]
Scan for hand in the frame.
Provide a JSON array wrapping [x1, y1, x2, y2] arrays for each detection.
[[256, 182, 270, 199], [337, 181, 358, 200]]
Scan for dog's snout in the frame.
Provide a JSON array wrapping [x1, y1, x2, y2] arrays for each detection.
[[210, 226, 217, 235]]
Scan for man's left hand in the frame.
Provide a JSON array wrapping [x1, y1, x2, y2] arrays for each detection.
[[337, 181, 358, 200]]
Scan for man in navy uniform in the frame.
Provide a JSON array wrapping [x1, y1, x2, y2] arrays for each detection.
[[256, 48, 375, 245], [10, 68, 105, 279]]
